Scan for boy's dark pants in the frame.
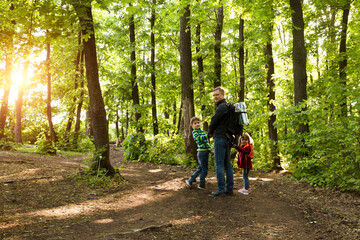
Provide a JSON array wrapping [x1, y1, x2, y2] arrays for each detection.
[[189, 151, 209, 187]]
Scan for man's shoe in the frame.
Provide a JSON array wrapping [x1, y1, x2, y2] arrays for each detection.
[[197, 185, 205, 189], [185, 180, 192, 188], [211, 190, 226, 196]]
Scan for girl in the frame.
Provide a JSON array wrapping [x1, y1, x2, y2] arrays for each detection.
[[234, 133, 253, 195]]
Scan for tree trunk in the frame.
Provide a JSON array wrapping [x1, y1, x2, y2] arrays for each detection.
[[0, 50, 12, 139], [196, 22, 206, 121], [214, 1, 223, 88], [65, 31, 82, 142], [239, 16, 245, 102], [72, 1, 115, 175], [180, 3, 197, 158], [265, 40, 280, 169], [289, 0, 309, 135], [74, 49, 85, 145], [46, 39, 58, 143], [338, 1, 350, 117], [0, 3, 15, 140], [129, 4, 143, 133], [150, 0, 159, 135]]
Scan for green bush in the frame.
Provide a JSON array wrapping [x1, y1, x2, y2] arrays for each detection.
[[35, 132, 57, 155], [123, 133, 196, 167]]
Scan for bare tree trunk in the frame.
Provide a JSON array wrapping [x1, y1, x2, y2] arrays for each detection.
[[65, 31, 82, 143], [265, 40, 280, 169], [338, 1, 351, 117], [214, 1, 223, 88], [129, 4, 143, 133], [239, 16, 245, 102], [196, 20, 207, 129], [290, 0, 309, 135], [0, 51, 12, 139], [72, 1, 115, 175], [45, 38, 58, 143], [150, 0, 159, 135], [74, 49, 85, 145], [180, 3, 197, 158]]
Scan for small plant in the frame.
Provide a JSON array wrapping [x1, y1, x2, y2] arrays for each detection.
[[35, 132, 57, 155]]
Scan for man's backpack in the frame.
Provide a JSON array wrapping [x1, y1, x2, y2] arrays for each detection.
[[226, 102, 249, 144]]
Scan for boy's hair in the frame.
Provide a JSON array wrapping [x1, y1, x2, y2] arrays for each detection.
[[213, 86, 225, 94], [190, 116, 201, 125]]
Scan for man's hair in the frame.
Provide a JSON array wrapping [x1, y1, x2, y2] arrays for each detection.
[[190, 116, 201, 125], [213, 86, 225, 94]]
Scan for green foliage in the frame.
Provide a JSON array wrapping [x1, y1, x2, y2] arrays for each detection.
[[0, 139, 17, 151], [122, 133, 202, 169], [35, 132, 57, 155], [55, 130, 94, 153], [72, 167, 124, 188]]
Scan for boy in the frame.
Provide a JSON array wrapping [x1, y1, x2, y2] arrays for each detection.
[[185, 116, 213, 189]]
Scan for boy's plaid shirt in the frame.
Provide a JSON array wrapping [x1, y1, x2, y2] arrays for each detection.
[[192, 129, 212, 151]]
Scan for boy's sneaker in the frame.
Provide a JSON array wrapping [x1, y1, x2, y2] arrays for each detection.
[[185, 180, 192, 188], [238, 189, 249, 195], [197, 185, 205, 189]]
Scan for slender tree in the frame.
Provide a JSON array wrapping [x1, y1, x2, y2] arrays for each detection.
[[238, 16, 245, 102], [45, 33, 58, 143], [0, 43, 13, 139], [180, 2, 197, 158], [73, 48, 85, 146], [129, 3, 142, 133], [150, 0, 159, 135], [65, 31, 82, 142], [214, 0, 223, 87], [338, 1, 351, 117], [0, 3, 16, 140], [72, 0, 115, 175], [289, 0, 309, 135], [265, 36, 280, 169]]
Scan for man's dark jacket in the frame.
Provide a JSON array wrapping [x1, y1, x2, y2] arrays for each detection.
[[208, 99, 229, 139]]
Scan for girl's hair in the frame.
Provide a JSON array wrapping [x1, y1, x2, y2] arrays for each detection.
[[239, 132, 254, 146]]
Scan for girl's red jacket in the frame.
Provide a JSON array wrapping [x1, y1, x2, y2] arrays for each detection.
[[235, 143, 253, 170]]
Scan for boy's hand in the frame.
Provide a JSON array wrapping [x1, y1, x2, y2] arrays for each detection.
[[211, 151, 214, 156]]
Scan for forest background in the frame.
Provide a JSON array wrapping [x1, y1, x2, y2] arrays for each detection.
[[0, 0, 359, 191]]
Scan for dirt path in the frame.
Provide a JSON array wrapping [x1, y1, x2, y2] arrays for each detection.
[[0, 149, 359, 240]]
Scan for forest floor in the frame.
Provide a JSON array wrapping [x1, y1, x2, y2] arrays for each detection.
[[0, 148, 359, 240]]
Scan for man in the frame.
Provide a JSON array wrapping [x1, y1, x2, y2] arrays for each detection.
[[208, 86, 233, 196]]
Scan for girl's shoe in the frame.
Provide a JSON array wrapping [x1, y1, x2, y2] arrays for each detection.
[[238, 189, 249, 195]]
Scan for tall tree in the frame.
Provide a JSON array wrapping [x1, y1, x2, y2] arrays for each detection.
[[289, 0, 309, 135], [214, 0, 223, 87], [150, 0, 159, 135], [265, 32, 280, 169], [195, 10, 206, 129], [129, 3, 142, 133], [238, 16, 245, 102], [65, 31, 82, 142], [338, 1, 351, 117], [180, 2, 197, 158], [45, 32, 58, 143], [0, 4, 14, 139], [72, 0, 115, 175], [74, 49, 85, 145]]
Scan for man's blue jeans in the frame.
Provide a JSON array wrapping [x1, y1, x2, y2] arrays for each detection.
[[189, 151, 209, 187], [214, 137, 233, 192]]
